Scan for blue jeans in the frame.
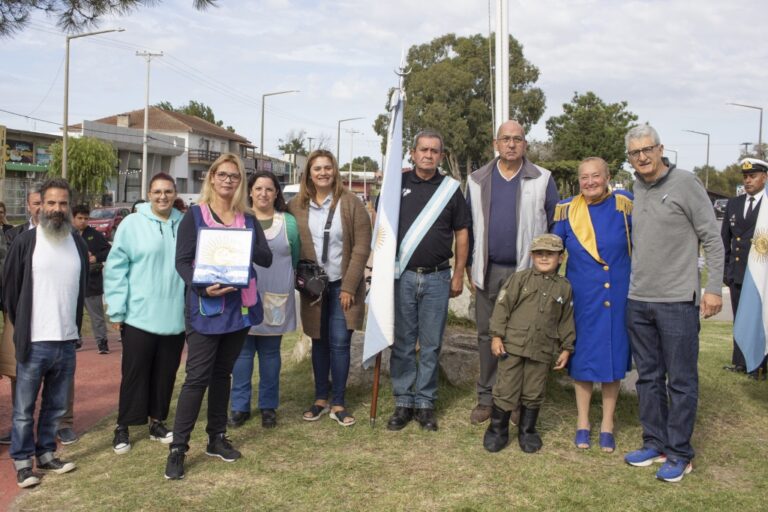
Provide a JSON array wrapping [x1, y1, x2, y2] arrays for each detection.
[[231, 334, 282, 412], [391, 268, 451, 409], [311, 281, 352, 407], [11, 341, 76, 469], [626, 299, 700, 462]]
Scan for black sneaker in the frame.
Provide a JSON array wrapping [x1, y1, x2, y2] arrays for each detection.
[[57, 428, 79, 445], [38, 458, 76, 474], [205, 433, 241, 462], [164, 448, 186, 480], [16, 467, 40, 488], [113, 425, 131, 454], [98, 341, 110, 354], [149, 421, 173, 444]]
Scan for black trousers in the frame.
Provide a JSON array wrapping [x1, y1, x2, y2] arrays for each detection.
[[118, 324, 185, 426], [171, 327, 248, 451]]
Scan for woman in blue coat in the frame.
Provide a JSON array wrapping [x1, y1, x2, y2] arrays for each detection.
[[553, 157, 632, 453]]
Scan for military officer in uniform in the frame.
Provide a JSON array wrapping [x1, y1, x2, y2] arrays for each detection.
[[722, 157, 768, 378]]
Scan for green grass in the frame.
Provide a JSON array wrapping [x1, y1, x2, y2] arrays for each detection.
[[14, 321, 768, 511]]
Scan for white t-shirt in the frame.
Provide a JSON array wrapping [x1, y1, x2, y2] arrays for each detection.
[[31, 229, 81, 342]]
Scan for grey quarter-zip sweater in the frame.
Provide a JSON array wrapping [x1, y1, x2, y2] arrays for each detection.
[[629, 165, 724, 304]]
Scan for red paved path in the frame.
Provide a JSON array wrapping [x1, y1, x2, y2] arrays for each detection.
[[0, 335, 123, 510]]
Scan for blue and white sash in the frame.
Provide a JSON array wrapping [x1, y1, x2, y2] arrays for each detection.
[[395, 176, 460, 278]]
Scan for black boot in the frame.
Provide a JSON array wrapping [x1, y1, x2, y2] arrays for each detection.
[[483, 405, 512, 453], [518, 405, 542, 453]]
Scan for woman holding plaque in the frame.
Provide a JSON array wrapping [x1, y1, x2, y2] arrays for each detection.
[[165, 153, 271, 480], [288, 149, 371, 427], [229, 170, 300, 429], [104, 173, 185, 455]]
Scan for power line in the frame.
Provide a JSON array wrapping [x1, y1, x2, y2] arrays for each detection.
[[26, 55, 66, 117]]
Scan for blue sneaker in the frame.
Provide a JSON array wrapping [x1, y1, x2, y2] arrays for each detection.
[[624, 447, 667, 467], [656, 459, 692, 482]]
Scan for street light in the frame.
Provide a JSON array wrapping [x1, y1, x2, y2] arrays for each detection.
[[260, 90, 299, 157], [337, 117, 363, 160], [346, 129, 360, 188], [684, 129, 711, 188], [727, 102, 764, 159], [665, 148, 678, 166], [62, 28, 125, 179]]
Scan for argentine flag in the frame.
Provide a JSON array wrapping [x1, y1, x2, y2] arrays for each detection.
[[734, 198, 768, 372], [362, 86, 404, 368]]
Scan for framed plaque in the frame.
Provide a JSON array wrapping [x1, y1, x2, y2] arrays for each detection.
[[192, 227, 253, 288]]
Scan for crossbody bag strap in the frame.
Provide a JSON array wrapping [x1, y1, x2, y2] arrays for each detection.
[[321, 202, 336, 264]]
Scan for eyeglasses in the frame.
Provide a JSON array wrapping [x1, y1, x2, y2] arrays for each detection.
[[214, 171, 242, 183], [151, 189, 175, 196], [495, 136, 526, 145], [627, 145, 659, 159]]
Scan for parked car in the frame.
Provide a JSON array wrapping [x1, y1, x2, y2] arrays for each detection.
[[714, 198, 729, 220], [88, 207, 130, 240]]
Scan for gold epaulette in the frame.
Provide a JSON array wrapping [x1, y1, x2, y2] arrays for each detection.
[[554, 202, 570, 222], [614, 193, 633, 215]]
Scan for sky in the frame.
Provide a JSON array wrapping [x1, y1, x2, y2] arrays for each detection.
[[2, 0, 767, 175]]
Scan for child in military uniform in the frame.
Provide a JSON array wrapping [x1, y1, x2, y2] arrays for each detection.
[[483, 233, 575, 453]]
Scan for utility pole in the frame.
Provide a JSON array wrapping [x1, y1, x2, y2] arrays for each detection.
[[308, 137, 315, 153], [741, 142, 752, 156], [137, 50, 162, 199]]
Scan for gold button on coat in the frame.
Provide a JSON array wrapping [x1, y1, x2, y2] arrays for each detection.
[[604, 283, 610, 288], [603, 301, 611, 307], [603, 265, 609, 271]]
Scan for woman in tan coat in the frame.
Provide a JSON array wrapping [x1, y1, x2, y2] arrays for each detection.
[[288, 149, 371, 426]]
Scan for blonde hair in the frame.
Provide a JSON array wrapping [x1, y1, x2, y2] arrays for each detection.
[[578, 156, 611, 179], [199, 153, 249, 213], [298, 149, 346, 208]]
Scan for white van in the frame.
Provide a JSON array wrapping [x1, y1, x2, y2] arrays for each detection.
[[283, 184, 300, 203]]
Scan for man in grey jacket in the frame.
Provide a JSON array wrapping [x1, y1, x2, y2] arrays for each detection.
[[465, 120, 558, 424], [623, 125, 723, 483]]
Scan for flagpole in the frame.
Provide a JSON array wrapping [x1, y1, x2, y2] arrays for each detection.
[[370, 353, 382, 427], [368, 54, 409, 427]]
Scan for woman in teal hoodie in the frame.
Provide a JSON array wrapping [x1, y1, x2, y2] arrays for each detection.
[[104, 173, 186, 455]]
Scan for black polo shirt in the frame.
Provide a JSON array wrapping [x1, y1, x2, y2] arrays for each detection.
[[397, 170, 470, 269]]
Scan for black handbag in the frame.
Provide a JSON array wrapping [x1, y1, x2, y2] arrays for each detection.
[[295, 203, 335, 303]]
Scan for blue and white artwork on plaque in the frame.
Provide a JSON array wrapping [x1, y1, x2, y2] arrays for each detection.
[[192, 228, 254, 288]]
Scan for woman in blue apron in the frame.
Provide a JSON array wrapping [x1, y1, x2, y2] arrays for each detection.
[[229, 171, 300, 429]]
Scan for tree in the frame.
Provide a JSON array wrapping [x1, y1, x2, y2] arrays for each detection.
[[155, 100, 235, 132], [694, 163, 743, 197], [547, 91, 637, 166], [545, 91, 638, 167], [1, 1, 216, 37], [48, 136, 117, 205], [374, 33, 545, 179], [339, 156, 380, 174], [278, 130, 308, 157]]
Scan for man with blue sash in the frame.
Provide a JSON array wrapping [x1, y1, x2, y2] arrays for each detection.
[[465, 120, 559, 425], [386, 130, 470, 432]]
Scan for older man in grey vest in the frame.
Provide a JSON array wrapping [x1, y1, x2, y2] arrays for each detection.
[[465, 120, 559, 425]]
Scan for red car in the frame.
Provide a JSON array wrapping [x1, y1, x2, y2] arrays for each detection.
[[88, 207, 130, 240]]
